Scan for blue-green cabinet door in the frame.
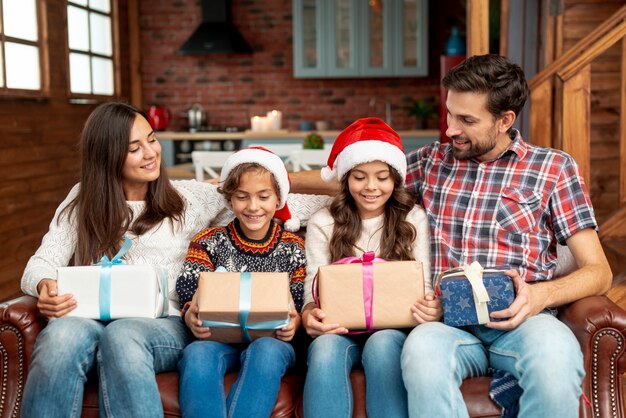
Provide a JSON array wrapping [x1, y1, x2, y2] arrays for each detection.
[[293, 0, 326, 77], [392, 0, 428, 76]]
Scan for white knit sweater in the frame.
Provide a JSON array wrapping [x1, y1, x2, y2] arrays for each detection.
[[303, 206, 432, 307], [21, 181, 331, 316]]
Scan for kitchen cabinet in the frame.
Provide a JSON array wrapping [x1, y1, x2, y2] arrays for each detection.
[[292, 0, 428, 78]]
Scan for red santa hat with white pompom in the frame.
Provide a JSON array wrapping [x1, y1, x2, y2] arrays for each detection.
[[321, 117, 407, 183]]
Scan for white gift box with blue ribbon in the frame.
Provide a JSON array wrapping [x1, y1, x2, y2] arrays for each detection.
[[56, 237, 168, 320], [197, 269, 290, 344]]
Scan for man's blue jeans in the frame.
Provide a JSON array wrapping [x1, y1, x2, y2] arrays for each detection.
[[21, 316, 189, 418], [178, 337, 296, 418], [401, 314, 584, 418], [303, 330, 408, 418]]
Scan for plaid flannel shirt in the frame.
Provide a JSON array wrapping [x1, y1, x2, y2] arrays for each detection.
[[406, 129, 597, 284]]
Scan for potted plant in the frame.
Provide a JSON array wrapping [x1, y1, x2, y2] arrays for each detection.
[[405, 97, 437, 129], [303, 132, 324, 149]]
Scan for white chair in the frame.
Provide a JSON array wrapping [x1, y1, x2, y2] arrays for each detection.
[[191, 150, 235, 181], [290, 148, 331, 171], [247, 143, 303, 167]]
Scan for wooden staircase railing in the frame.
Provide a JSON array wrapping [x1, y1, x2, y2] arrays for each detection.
[[528, 4, 626, 189]]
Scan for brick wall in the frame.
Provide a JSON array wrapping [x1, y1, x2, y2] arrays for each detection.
[[139, 0, 464, 132]]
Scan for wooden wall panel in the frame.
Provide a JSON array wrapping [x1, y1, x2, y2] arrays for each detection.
[[562, 0, 624, 224], [0, 0, 132, 301]]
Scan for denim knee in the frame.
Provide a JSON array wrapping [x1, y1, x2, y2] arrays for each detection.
[[362, 330, 405, 367], [244, 338, 294, 369], [308, 334, 356, 367], [34, 317, 103, 366]]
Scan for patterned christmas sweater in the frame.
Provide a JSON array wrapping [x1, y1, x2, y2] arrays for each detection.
[[176, 219, 306, 313]]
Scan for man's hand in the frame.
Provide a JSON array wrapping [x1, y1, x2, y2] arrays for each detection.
[[301, 303, 348, 336], [487, 269, 549, 330], [36, 279, 76, 319], [185, 292, 212, 339], [411, 292, 443, 323]]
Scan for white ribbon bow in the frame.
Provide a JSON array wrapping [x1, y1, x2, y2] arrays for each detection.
[[462, 261, 491, 324]]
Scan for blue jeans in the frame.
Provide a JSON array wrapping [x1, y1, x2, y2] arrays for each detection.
[[401, 314, 584, 418], [178, 337, 296, 418], [303, 330, 408, 418], [21, 316, 189, 418]]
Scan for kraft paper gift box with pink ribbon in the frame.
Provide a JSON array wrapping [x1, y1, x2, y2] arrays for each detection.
[[197, 269, 291, 344], [57, 237, 168, 320], [315, 252, 424, 331], [436, 261, 515, 327]]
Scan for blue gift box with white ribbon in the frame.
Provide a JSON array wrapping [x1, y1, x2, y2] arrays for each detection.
[[57, 237, 168, 320], [197, 269, 291, 344], [436, 262, 515, 327]]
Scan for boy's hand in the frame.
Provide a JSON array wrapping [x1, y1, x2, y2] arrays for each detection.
[[411, 292, 443, 323], [301, 303, 348, 336], [185, 292, 212, 339], [36, 279, 77, 319], [276, 305, 300, 342]]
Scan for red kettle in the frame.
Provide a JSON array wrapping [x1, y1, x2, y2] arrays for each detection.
[[147, 105, 172, 131]]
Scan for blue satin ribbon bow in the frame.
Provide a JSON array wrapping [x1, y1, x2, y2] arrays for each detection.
[[94, 236, 132, 320], [201, 268, 290, 343]]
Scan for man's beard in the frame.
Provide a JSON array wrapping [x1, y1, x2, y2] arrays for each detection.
[[450, 128, 498, 160]]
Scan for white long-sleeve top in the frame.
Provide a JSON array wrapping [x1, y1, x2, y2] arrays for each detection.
[[21, 180, 331, 316], [303, 205, 432, 307]]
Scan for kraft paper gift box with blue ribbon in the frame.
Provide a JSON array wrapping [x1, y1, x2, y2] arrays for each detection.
[[436, 262, 515, 327], [197, 268, 291, 344], [56, 237, 168, 320], [315, 252, 424, 332]]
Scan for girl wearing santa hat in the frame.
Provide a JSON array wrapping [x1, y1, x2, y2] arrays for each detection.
[[302, 118, 441, 418], [175, 147, 305, 418]]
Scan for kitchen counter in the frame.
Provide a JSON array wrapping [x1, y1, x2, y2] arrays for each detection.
[[156, 129, 440, 140], [158, 129, 441, 168]]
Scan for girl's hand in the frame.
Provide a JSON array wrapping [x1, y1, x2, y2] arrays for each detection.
[[36, 279, 76, 319], [411, 292, 443, 323], [185, 292, 212, 340], [301, 303, 348, 336], [276, 305, 300, 342]]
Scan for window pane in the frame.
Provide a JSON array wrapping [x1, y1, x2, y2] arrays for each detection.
[[90, 13, 112, 56], [3, 0, 38, 41], [0, 44, 4, 87], [69, 52, 91, 93], [89, 0, 110, 14], [91, 56, 113, 95], [69, 0, 88, 5], [402, 0, 418, 67], [335, 0, 351, 69], [302, 0, 317, 68], [68, 6, 89, 51], [369, 0, 384, 68], [5, 42, 40, 89]]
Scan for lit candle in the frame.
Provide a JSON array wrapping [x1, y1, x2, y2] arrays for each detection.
[[251, 116, 264, 132], [266, 110, 282, 131]]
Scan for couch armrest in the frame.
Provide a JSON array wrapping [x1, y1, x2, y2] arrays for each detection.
[[558, 295, 626, 418], [0, 295, 46, 418]]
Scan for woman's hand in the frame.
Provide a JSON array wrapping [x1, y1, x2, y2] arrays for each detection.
[[411, 292, 443, 323], [301, 302, 348, 337], [36, 279, 76, 319], [185, 292, 212, 339]]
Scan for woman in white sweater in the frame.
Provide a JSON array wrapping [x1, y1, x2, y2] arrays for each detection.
[[19, 102, 230, 418], [301, 118, 441, 418]]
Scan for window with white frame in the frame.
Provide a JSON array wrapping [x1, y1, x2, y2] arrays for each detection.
[[0, 0, 44, 94], [67, 0, 116, 96]]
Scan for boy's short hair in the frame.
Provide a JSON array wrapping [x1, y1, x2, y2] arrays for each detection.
[[218, 163, 280, 201], [442, 54, 529, 118]]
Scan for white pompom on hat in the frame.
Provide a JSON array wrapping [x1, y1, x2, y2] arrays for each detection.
[[321, 117, 407, 184], [220, 146, 300, 231]]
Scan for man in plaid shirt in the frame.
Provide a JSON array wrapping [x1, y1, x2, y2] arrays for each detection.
[[400, 54, 612, 418]]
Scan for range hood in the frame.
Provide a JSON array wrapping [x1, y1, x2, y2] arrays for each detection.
[[178, 0, 252, 54]]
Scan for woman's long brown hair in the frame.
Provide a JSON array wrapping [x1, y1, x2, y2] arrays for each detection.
[[328, 166, 417, 261], [61, 102, 185, 265]]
